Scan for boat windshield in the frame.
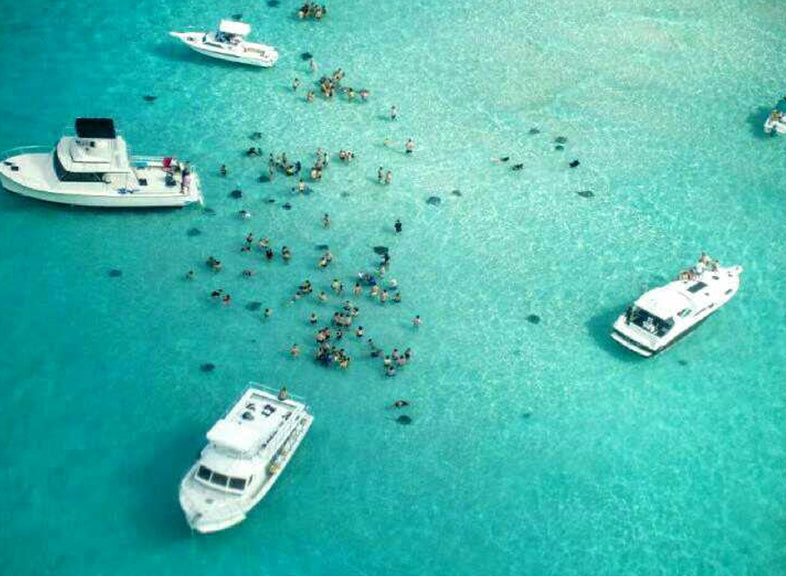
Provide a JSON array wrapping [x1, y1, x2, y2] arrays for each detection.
[[53, 151, 104, 183], [626, 306, 674, 337], [196, 465, 248, 492]]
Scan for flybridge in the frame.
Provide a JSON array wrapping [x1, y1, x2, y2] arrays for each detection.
[[75, 118, 117, 140]]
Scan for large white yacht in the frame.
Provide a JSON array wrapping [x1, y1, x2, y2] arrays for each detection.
[[611, 254, 742, 357], [169, 20, 279, 67], [0, 118, 202, 208], [764, 97, 786, 135], [179, 385, 313, 534]]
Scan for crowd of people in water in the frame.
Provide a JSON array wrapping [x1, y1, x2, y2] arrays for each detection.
[[297, 2, 327, 20]]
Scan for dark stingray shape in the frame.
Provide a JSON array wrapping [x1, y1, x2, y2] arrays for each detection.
[[250, 132, 262, 140], [203, 207, 216, 215], [268, 0, 280, 6], [373, 246, 389, 255], [301, 51, 313, 60], [526, 314, 541, 325], [200, 363, 216, 373], [555, 145, 564, 151], [522, 412, 532, 419], [395, 415, 413, 425], [230, 189, 243, 199], [426, 196, 442, 206], [282, 202, 292, 210], [231, 13, 243, 20], [555, 136, 568, 144], [451, 189, 462, 197], [677, 359, 688, 366], [316, 243, 330, 250], [340, 192, 351, 198], [108, 269, 123, 278], [528, 127, 540, 135], [577, 190, 594, 198], [266, 198, 276, 204], [246, 301, 263, 311], [569, 160, 580, 168], [143, 95, 157, 102], [187, 227, 202, 237]]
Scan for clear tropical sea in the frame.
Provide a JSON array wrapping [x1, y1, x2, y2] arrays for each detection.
[[0, 0, 784, 574]]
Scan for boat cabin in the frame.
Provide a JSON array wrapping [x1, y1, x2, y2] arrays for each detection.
[[53, 118, 131, 183]]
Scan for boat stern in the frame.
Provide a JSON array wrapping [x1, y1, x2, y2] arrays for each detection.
[[610, 316, 659, 358], [179, 470, 246, 534]]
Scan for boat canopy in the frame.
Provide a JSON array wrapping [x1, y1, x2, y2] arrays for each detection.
[[75, 118, 116, 140], [219, 20, 250, 36]]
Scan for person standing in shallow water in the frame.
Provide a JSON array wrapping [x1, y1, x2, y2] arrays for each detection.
[[405, 138, 415, 154], [322, 213, 331, 228], [292, 78, 301, 92], [390, 105, 397, 121], [394, 219, 402, 233]]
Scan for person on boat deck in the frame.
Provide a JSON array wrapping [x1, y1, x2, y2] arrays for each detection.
[[278, 386, 289, 401]]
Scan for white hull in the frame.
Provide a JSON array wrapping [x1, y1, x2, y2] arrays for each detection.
[[170, 32, 278, 68], [764, 117, 786, 135], [0, 170, 201, 208], [180, 413, 313, 534], [611, 262, 742, 357]]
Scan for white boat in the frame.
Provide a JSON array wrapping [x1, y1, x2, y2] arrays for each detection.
[[764, 98, 786, 135], [169, 20, 279, 67], [611, 254, 742, 357], [0, 118, 202, 208], [179, 385, 313, 534]]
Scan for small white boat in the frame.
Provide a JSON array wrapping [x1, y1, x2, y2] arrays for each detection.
[[764, 98, 786, 135], [169, 20, 279, 67], [611, 254, 742, 357], [179, 385, 313, 534], [0, 118, 202, 208]]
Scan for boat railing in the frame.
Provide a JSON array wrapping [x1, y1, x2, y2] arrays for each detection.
[[0, 145, 52, 162], [247, 382, 309, 408]]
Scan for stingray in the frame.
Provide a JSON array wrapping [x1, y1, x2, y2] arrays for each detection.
[[426, 196, 442, 206], [230, 189, 243, 199], [555, 145, 564, 151], [576, 190, 594, 198], [108, 269, 123, 278], [569, 160, 580, 168], [282, 202, 292, 210], [528, 127, 541, 135], [512, 164, 524, 171], [200, 363, 216, 373], [395, 415, 413, 425], [678, 359, 688, 366], [203, 207, 216, 215], [231, 13, 243, 20], [250, 131, 262, 140], [187, 227, 202, 237], [143, 95, 157, 102], [246, 301, 263, 311], [268, 0, 280, 6], [301, 51, 313, 60], [451, 189, 462, 197], [340, 191, 351, 198], [526, 314, 541, 325], [555, 136, 568, 144], [522, 412, 533, 419], [373, 246, 389, 255], [266, 198, 276, 204], [316, 243, 330, 250]]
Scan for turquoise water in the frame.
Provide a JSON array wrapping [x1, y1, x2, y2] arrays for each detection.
[[0, 0, 785, 574]]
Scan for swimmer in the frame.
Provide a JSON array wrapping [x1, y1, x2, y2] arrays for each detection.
[[306, 90, 315, 102], [388, 278, 398, 289], [394, 219, 402, 233], [265, 248, 274, 261], [386, 365, 396, 377], [318, 257, 328, 269], [385, 171, 392, 185], [242, 269, 255, 278], [292, 78, 301, 92], [378, 166, 384, 183], [404, 348, 413, 360], [405, 138, 415, 154], [491, 156, 510, 163], [360, 88, 369, 101], [370, 285, 380, 297], [324, 250, 333, 263], [282, 246, 292, 261], [323, 213, 331, 228], [278, 386, 288, 401], [353, 282, 362, 296], [356, 326, 364, 338], [309, 312, 318, 324], [211, 289, 223, 298], [390, 105, 397, 121], [264, 307, 273, 318], [297, 179, 307, 193], [185, 270, 195, 280], [380, 290, 389, 303], [220, 164, 227, 176], [258, 238, 270, 249], [245, 233, 254, 244], [393, 292, 402, 303], [331, 278, 341, 293], [512, 163, 524, 171], [309, 58, 317, 73], [317, 291, 328, 302], [413, 315, 422, 327], [239, 209, 252, 219], [290, 344, 301, 357], [383, 355, 392, 368], [222, 294, 232, 305], [393, 400, 410, 408], [207, 256, 222, 271]]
